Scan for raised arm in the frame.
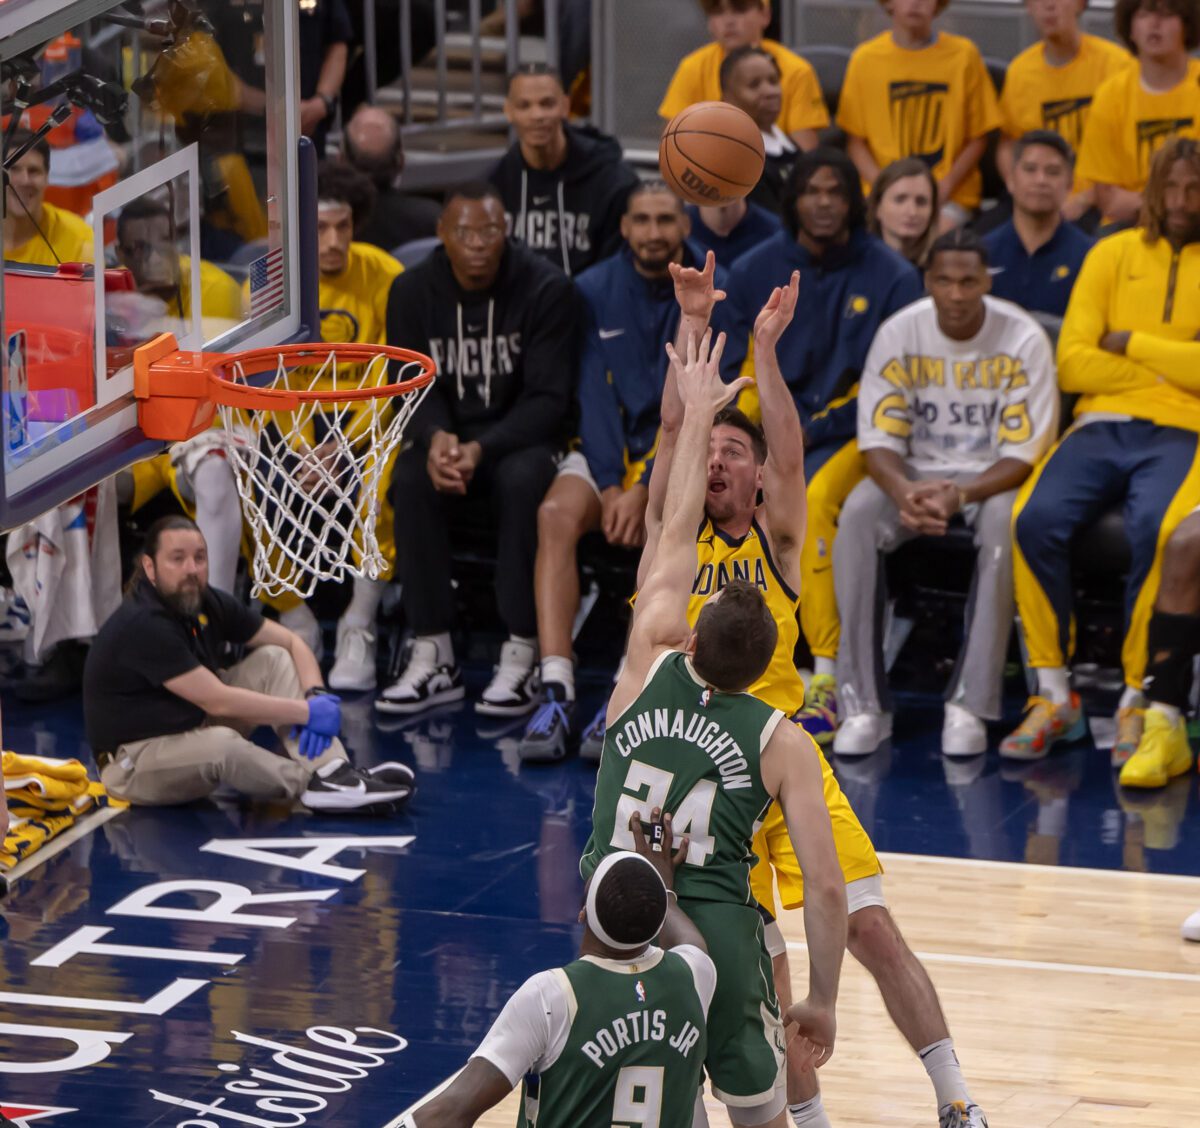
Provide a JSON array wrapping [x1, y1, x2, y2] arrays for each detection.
[[753, 271, 806, 561], [611, 331, 748, 719], [641, 252, 726, 578]]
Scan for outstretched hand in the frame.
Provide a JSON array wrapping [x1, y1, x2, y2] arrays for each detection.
[[754, 270, 800, 349], [665, 328, 747, 416], [669, 250, 727, 320]]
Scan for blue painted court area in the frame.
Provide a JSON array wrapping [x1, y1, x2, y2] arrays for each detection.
[[2, 667, 1199, 1127]]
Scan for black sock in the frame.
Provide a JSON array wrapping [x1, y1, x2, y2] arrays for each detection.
[[1142, 611, 1200, 710]]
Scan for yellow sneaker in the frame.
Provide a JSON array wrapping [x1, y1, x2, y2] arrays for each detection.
[[1118, 710, 1194, 789], [1111, 707, 1145, 767]]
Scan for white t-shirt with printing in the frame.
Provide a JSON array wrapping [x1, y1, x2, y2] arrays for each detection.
[[856, 295, 1060, 473]]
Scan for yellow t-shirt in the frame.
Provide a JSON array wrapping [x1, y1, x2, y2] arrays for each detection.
[[317, 240, 403, 349], [686, 515, 805, 715], [1058, 228, 1200, 433], [659, 38, 830, 136], [837, 31, 1002, 209], [999, 35, 1132, 193], [1076, 59, 1200, 193], [166, 256, 243, 340], [6, 202, 94, 266]]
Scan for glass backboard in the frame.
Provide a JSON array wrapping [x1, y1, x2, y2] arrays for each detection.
[[0, 0, 317, 528]]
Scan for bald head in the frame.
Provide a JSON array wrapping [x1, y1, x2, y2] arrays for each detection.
[[344, 106, 403, 189]]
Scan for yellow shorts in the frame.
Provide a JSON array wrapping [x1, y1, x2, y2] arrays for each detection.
[[750, 736, 882, 912]]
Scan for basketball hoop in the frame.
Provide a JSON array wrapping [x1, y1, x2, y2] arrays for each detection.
[[133, 332, 436, 599]]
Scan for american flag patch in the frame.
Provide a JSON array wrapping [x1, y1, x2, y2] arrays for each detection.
[[248, 247, 285, 317]]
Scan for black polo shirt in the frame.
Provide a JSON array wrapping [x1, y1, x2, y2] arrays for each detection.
[[83, 583, 263, 752]]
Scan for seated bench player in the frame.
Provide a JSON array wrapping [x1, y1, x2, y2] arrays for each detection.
[[518, 185, 730, 763], [834, 229, 1059, 756]]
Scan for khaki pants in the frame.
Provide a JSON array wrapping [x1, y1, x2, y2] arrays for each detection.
[[100, 645, 344, 806]]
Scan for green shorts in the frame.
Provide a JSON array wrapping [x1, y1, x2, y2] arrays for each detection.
[[681, 898, 785, 1108]]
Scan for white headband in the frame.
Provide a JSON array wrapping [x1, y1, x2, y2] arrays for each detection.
[[585, 852, 668, 951]]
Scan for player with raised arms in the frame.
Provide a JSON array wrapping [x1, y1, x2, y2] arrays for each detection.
[[581, 327, 847, 1127]]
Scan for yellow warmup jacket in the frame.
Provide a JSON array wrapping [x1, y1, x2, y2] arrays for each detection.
[[1057, 228, 1200, 433]]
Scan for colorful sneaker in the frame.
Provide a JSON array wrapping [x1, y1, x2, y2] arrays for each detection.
[[1119, 709, 1194, 789], [939, 1101, 988, 1128], [579, 701, 608, 763], [793, 674, 839, 745], [999, 694, 1085, 761], [518, 684, 574, 763], [1111, 706, 1145, 767], [476, 639, 540, 717]]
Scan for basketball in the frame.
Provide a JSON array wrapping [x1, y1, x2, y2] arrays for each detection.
[[659, 101, 766, 207]]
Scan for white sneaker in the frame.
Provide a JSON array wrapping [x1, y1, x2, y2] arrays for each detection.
[[376, 639, 464, 715], [280, 603, 324, 662], [833, 712, 892, 755], [942, 704, 987, 757], [329, 623, 377, 692], [1183, 908, 1200, 942], [476, 639, 540, 717]]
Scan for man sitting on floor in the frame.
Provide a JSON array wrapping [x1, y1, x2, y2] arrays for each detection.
[[83, 517, 412, 814]]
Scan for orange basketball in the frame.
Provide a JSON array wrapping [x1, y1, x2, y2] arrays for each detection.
[[659, 102, 766, 207]]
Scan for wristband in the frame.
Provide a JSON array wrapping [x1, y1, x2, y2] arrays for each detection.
[[305, 686, 333, 699], [319, 92, 338, 119]]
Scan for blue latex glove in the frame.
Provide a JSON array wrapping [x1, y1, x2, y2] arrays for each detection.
[[295, 693, 341, 761]]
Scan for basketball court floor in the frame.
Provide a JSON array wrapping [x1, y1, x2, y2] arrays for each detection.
[[2, 668, 1198, 1128]]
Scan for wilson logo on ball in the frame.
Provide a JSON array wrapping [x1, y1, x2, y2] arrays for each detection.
[[680, 167, 721, 201]]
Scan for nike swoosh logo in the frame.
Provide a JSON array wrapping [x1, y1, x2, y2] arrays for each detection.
[[322, 779, 367, 793], [599, 328, 625, 339], [988, 266, 1005, 275]]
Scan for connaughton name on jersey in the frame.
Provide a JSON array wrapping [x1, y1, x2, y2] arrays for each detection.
[[610, 708, 753, 790]]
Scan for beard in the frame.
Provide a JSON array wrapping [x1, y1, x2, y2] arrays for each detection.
[[159, 579, 205, 617]]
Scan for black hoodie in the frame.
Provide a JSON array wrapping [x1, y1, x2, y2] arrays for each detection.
[[488, 122, 641, 277], [386, 242, 581, 459]]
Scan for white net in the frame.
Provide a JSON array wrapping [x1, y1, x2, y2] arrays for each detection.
[[213, 348, 431, 600]]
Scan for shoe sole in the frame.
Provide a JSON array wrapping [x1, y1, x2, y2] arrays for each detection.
[[303, 785, 413, 811], [833, 722, 892, 756], [375, 684, 465, 714], [518, 740, 569, 764], [475, 698, 539, 718], [942, 732, 988, 757], [329, 667, 378, 692], [1119, 757, 1193, 789], [999, 714, 1087, 761]]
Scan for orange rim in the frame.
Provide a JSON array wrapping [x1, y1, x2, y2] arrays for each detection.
[[205, 342, 436, 412]]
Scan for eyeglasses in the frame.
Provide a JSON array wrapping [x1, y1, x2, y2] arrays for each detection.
[[449, 224, 506, 246]]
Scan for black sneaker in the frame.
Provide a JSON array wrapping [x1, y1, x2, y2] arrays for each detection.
[[579, 700, 608, 763], [376, 638, 465, 715], [518, 683, 574, 763], [302, 758, 414, 814]]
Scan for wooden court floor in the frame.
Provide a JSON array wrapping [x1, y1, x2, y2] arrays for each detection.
[[423, 853, 1200, 1128]]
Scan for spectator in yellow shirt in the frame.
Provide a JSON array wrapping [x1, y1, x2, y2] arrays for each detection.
[[998, 0, 1132, 222], [838, 0, 1001, 227], [659, 0, 828, 150], [3, 131, 93, 267], [1076, 0, 1200, 224]]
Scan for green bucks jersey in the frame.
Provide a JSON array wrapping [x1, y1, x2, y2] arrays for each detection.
[[581, 650, 783, 904], [516, 947, 711, 1128]]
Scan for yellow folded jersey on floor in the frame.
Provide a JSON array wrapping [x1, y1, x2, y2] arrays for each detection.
[[1, 751, 127, 869]]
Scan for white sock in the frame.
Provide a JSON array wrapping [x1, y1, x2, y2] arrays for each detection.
[[1118, 685, 1145, 711], [789, 1096, 832, 1127], [341, 576, 387, 630], [280, 602, 319, 634], [192, 456, 242, 593], [919, 1038, 970, 1109], [418, 631, 454, 666], [1150, 701, 1182, 725], [1036, 667, 1070, 705], [541, 655, 575, 699], [814, 656, 836, 678]]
